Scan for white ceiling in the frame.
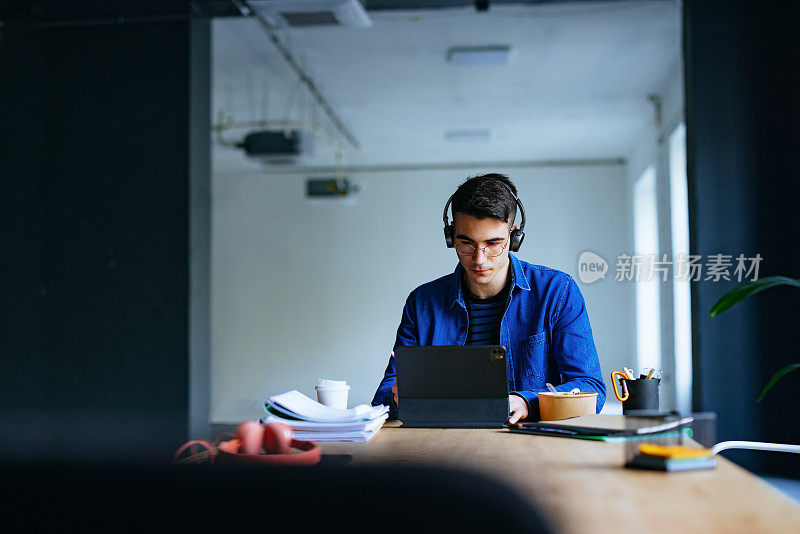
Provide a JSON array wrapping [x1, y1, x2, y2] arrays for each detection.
[[211, 1, 681, 170]]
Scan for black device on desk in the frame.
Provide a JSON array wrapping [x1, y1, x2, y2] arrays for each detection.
[[394, 345, 509, 428]]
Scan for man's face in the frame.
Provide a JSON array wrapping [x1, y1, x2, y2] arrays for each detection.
[[452, 212, 513, 297]]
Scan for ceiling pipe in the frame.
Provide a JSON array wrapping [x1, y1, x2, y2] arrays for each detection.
[[228, 0, 361, 151]]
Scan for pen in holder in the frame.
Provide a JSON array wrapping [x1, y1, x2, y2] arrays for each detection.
[[611, 370, 660, 415]]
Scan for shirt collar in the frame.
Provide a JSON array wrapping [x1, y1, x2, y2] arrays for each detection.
[[448, 253, 530, 308]]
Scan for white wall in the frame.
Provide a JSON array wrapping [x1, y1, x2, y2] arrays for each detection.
[[625, 58, 686, 411], [211, 163, 633, 423]]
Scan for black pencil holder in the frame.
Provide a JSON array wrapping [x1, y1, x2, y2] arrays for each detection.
[[619, 378, 660, 415]]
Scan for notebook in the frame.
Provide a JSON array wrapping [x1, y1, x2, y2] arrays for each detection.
[[261, 390, 389, 442], [506, 414, 694, 442], [394, 345, 509, 428]]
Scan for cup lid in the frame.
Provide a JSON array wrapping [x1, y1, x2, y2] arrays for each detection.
[[317, 379, 347, 388]]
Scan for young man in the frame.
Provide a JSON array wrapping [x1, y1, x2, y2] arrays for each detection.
[[372, 173, 606, 423]]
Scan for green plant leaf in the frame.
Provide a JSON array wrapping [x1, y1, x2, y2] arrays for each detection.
[[709, 276, 800, 317], [757, 363, 800, 402]]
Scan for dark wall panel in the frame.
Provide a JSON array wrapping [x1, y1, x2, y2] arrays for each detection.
[[0, 27, 48, 410], [686, 1, 800, 476], [0, 3, 201, 462], [42, 23, 189, 412], [749, 2, 800, 477], [684, 0, 760, 472]]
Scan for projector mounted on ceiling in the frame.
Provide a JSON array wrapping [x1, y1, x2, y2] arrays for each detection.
[[236, 130, 310, 166], [248, 0, 372, 29]]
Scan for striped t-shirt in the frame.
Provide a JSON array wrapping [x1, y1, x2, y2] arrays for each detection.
[[464, 284, 510, 345]]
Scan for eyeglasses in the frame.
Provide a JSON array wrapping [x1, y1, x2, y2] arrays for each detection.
[[455, 240, 508, 258]]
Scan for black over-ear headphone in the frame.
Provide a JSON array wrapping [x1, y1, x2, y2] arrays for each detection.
[[442, 180, 526, 252]]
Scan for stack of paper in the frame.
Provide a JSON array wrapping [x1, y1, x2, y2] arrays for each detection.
[[261, 390, 389, 442]]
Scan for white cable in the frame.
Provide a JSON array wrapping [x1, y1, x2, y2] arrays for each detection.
[[712, 441, 800, 456]]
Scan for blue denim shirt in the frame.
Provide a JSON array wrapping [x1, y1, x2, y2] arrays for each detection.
[[371, 253, 606, 419]]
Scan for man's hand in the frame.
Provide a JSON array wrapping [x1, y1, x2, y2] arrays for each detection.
[[392, 378, 398, 406], [508, 394, 529, 424]]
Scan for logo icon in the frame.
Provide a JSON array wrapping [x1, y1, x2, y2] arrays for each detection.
[[577, 251, 608, 284]]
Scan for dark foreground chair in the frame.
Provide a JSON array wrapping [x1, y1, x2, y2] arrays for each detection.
[[0, 460, 554, 533]]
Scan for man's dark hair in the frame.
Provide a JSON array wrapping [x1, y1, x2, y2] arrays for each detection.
[[450, 173, 518, 226]]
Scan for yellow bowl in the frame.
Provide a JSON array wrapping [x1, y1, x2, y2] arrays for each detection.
[[538, 392, 598, 421]]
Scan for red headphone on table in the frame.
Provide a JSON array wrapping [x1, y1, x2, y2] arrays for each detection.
[[174, 421, 321, 466]]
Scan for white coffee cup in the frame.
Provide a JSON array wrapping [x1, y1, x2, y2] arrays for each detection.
[[315, 379, 350, 410]]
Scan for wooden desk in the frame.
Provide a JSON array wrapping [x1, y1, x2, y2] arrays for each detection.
[[320, 422, 800, 533]]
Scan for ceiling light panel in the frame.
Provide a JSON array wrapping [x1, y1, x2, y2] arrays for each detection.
[[249, 0, 372, 29], [447, 45, 511, 66]]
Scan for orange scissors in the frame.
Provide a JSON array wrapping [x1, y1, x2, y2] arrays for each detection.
[[611, 370, 630, 401]]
